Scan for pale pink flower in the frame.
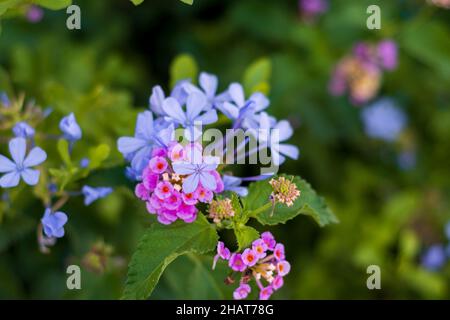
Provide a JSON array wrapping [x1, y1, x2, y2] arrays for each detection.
[[277, 261, 291, 276]]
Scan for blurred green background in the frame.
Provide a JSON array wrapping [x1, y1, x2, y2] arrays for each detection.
[[0, 0, 450, 299]]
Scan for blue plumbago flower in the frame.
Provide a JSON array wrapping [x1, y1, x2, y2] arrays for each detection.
[[82, 185, 113, 206], [149, 80, 192, 117], [0, 137, 47, 188], [59, 112, 82, 141], [240, 112, 299, 166], [182, 72, 229, 111], [162, 92, 218, 140], [1, 92, 10, 107], [79, 158, 90, 168], [172, 147, 220, 193], [218, 83, 269, 129], [149, 85, 166, 116], [223, 175, 248, 197], [43, 107, 53, 118], [12, 121, 35, 138], [125, 166, 141, 181], [41, 208, 68, 238], [118, 111, 174, 174], [421, 244, 446, 271], [361, 98, 407, 142]]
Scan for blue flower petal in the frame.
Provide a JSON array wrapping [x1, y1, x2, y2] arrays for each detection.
[[182, 173, 200, 194], [20, 168, 40, 186], [23, 146, 47, 167], [0, 171, 20, 188], [9, 137, 26, 166], [199, 171, 217, 191], [0, 154, 15, 173]]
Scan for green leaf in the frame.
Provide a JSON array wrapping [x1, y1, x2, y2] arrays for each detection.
[[155, 254, 227, 299], [401, 22, 450, 80], [35, 0, 72, 10], [57, 139, 72, 167], [88, 144, 110, 170], [123, 214, 218, 299], [169, 54, 198, 89], [49, 167, 78, 190], [180, 0, 194, 4], [242, 57, 272, 95], [234, 225, 259, 251], [0, 215, 35, 253], [130, 0, 144, 5], [243, 175, 338, 227]]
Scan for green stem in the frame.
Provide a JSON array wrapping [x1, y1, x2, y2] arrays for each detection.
[[248, 201, 273, 217]]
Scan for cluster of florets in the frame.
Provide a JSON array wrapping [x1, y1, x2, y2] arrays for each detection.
[[208, 198, 235, 223], [134, 142, 224, 225], [329, 40, 398, 105], [213, 232, 291, 300], [269, 176, 300, 207]]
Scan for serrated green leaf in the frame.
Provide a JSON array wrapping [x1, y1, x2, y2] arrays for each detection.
[[230, 192, 244, 220], [243, 175, 338, 227], [169, 54, 198, 89], [242, 57, 272, 95], [57, 139, 72, 167], [234, 225, 259, 251], [123, 214, 218, 299]]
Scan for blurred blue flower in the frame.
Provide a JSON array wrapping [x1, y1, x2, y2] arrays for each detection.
[[117, 111, 174, 174], [79, 158, 90, 168], [0, 92, 10, 107], [41, 208, 68, 238], [125, 166, 141, 181], [223, 175, 248, 197], [82, 185, 113, 206], [59, 113, 82, 141], [12, 121, 35, 138], [0, 137, 47, 188], [421, 244, 446, 271], [397, 150, 416, 171], [361, 98, 407, 142], [43, 107, 53, 118]]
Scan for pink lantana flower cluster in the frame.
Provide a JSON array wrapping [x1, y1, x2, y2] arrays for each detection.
[[329, 40, 398, 105], [213, 232, 291, 300], [134, 142, 224, 225]]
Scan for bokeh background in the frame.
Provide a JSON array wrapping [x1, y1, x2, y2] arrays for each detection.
[[1, 0, 450, 299]]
